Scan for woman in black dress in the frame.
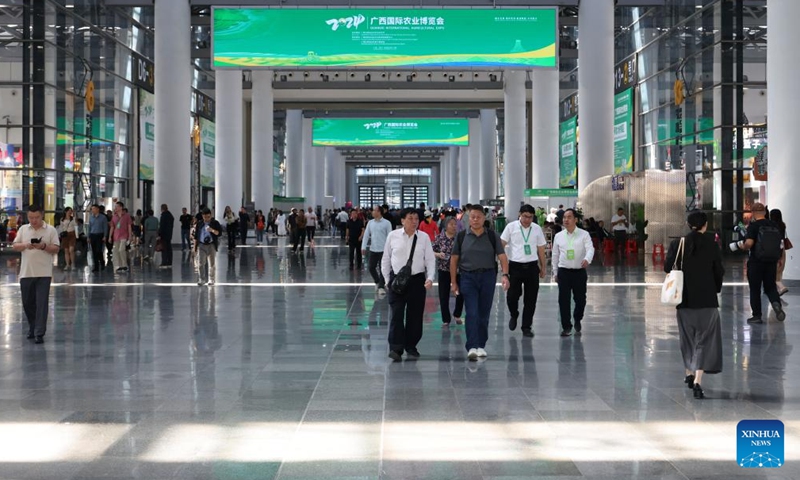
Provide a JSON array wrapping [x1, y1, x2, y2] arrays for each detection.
[[665, 211, 725, 399]]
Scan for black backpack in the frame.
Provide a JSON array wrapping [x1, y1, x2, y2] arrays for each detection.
[[755, 222, 782, 262], [456, 229, 498, 272]]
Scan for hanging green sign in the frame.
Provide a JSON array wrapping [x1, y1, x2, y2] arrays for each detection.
[[213, 8, 557, 69], [613, 88, 634, 175], [559, 116, 577, 188], [312, 118, 469, 147]]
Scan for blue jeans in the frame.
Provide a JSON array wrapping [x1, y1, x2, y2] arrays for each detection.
[[181, 228, 190, 250], [460, 270, 497, 351]]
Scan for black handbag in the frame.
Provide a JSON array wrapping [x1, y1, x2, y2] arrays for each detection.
[[390, 234, 418, 295]]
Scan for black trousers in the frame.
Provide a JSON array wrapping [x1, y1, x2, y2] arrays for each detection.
[[388, 273, 426, 353], [227, 225, 236, 247], [368, 251, 385, 287], [89, 233, 105, 270], [557, 268, 588, 331], [292, 228, 306, 252], [239, 227, 248, 245], [748, 259, 780, 317], [437, 270, 463, 324], [21, 277, 51, 336], [161, 235, 173, 265], [614, 230, 627, 252], [306, 226, 316, 242], [506, 261, 541, 330], [348, 241, 362, 267]]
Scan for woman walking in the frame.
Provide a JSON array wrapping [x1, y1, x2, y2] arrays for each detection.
[[771, 209, 789, 295], [223, 206, 236, 249], [432, 217, 464, 325], [292, 209, 307, 253], [665, 211, 724, 400], [255, 210, 267, 245], [60, 207, 77, 270]]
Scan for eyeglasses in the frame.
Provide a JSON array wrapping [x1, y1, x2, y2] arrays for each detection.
[[520, 214, 534, 219]]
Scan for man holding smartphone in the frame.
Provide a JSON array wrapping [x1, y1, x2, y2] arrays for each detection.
[[192, 207, 221, 286], [12, 205, 60, 344]]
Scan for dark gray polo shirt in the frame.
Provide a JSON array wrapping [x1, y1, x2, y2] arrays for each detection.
[[452, 228, 505, 271]]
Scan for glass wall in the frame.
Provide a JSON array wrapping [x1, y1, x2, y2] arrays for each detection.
[[0, 0, 154, 222]]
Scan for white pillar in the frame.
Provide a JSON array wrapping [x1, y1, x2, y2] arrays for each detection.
[[578, 0, 615, 191], [251, 70, 273, 210], [459, 146, 470, 205], [285, 109, 303, 197], [530, 69, 560, 189], [480, 109, 497, 200], [768, 0, 800, 280], [468, 118, 482, 202], [324, 146, 335, 198], [154, 0, 190, 240], [441, 155, 449, 204], [504, 70, 526, 218], [301, 118, 315, 207], [335, 151, 347, 207], [214, 70, 243, 220], [449, 148, 459, 204]]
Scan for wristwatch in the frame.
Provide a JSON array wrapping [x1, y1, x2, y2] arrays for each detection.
[[502, 273, 510, 278]]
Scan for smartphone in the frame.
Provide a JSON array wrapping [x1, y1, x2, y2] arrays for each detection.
[[30, 238, 41, 244]]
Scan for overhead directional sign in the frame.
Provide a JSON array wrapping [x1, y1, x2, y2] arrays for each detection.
[[213, 8, 557, 69]]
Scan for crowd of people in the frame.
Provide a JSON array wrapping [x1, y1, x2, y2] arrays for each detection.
[[8, 198, 793, 403]]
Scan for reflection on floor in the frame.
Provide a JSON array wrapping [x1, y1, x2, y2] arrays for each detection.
[[0, 235, 798, 479]]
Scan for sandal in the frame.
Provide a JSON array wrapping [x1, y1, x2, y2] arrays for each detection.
[[454, 317, 463, 325]]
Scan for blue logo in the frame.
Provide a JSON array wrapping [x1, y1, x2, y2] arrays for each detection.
[[737, 420, 784, 468]]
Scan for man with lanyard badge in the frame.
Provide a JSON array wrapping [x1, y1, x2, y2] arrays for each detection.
[[501, 204, 547, 337], [552, 209, 595, 336]]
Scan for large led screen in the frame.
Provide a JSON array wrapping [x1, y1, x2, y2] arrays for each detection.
[[213, 8, 557, 69], [312, 118, 469, 147]]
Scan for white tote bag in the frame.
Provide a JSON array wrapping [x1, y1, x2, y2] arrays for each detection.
[[661, 237, 685, 306]]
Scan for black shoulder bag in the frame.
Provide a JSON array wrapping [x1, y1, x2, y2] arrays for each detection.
[[390, 234, 418, 295]]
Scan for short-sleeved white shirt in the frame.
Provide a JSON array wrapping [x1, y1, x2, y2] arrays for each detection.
[[13, 223, 60, 279], [500, 220, 547, 263], [611, 214, 628, 231]]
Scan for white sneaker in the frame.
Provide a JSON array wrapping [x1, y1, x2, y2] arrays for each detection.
[[208, 280, 215, 286], [467, 348, 478, 360], [477, 348, 488, 358]]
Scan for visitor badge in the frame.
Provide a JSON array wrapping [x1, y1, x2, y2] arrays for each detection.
[[116, 222, 121, 229], [524, 244, 532, 255], [566, 249, 575, 260]]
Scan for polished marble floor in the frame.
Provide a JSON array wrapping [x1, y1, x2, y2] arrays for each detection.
[[0, 234, 798, 479]]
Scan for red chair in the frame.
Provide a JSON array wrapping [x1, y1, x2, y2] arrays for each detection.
[[625, 239, 638, 254], [603, 239, 615, 254], [652, 243, 665, 262]]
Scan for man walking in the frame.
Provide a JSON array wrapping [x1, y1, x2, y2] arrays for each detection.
[[179, 207, 192, 251], [381, 208, 436, 361], [238, 206, 250, 246], [362, 205, 393, 295], [88, 204, 108, 272], [337, 209, 349, 240], [306, 206, 318, 246], [346, 209, 365, 269], [108, 201, 132, 273], [451, 204, 510, 360], [158, 204, 175, 268], [142, 209, 159, 262], [193, 207, 221, 286], [734, 203, 786, 323], [12, 205, 60, 344], [501, 204, 547, 338], [552, 209, 595, 336]]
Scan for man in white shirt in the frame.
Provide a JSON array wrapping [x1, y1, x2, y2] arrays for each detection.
[[306, 207, 318, 246], [362, 205, 394, 295], [12, 205, 60, 344], [552, 209, 595, 337], [336, 209, 349, 240], [500, 204, 547, 338], [610, 207, 629, 256], [381, 208, 436, 361]]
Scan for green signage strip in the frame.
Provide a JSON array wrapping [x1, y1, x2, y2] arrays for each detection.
[[312, 118, 469, 147], [213, 8, 557, 69], [525, 188, 578, 197], [613, 88, 634, 175], [559, 116, 577, 188]]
